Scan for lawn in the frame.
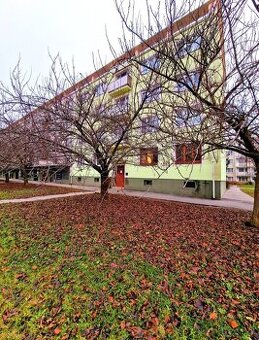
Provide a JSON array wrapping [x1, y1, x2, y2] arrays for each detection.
[[240, 184, 255, 198], [0, 182, 81, 200], [0, 194, 258, 339]]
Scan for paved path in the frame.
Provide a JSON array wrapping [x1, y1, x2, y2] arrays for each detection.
[[0, 180, 254, 211], [108, 185, 254, 211], [0, 191, 92, 204]]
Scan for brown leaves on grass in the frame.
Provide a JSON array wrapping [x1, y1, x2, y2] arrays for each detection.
[[0, 193, 258, 337], [0, 181, 82, 199]]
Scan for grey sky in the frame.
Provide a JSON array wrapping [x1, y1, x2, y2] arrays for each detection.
[[0, 0, 142, 84]]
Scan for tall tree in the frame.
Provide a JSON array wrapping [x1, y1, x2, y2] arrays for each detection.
[[115, 0, 259, 227]]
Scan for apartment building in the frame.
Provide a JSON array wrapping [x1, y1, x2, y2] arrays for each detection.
[[66, 1, 227, 199], [226, 151, 255, 183], [1, 1, 226, 198]]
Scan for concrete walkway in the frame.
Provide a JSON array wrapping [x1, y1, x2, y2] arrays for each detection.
[[0, 180, 254, 211], [108, 185, 254, 211]]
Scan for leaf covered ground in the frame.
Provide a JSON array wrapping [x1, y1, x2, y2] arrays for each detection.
[[0, 194, 258, 339], [0, 182, 81, 200]]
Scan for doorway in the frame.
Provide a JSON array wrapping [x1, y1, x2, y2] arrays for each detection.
[[115, 165, 125, 187]]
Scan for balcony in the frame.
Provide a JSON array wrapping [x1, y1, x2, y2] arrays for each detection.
[[108, 74, 132, 97]]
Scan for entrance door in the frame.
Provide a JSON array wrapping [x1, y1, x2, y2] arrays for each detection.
[[115, 165, 125, 187]]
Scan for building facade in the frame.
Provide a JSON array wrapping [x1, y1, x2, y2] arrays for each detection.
[[66, 1, 227, 199], [226, 151, 255, 183], [3, 1, 226, 199]]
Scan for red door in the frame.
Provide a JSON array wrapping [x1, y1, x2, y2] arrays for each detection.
[[115, 165, 125, 187]]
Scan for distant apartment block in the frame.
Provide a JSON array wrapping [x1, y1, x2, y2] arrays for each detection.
[[226, 151, 256, 183]]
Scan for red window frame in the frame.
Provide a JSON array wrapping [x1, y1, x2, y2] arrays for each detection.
[[175, 143, 202, 164], [140, 147, 158, 166]]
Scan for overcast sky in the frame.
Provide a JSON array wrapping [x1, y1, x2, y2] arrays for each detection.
[[0, 0, 156, 85]]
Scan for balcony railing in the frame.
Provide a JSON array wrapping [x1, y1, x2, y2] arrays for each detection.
[[108, 74, 132, 96]]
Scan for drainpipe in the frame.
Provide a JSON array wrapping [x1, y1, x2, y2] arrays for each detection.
[[212, 159, 216, 199]]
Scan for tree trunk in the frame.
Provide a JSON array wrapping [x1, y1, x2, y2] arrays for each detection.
[[250, 162, 259, 228], [100, 170, 110, 199], [23, 169, 28, 185], [5, 172, 9, 183]]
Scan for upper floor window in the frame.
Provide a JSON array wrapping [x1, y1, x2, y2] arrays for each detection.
[[76, 156, 85, 167], [237, 156, 246, 163], [176, 72, 200, 92], [140, 55, 160, 75], [95, 82, 107, 96], [115, 95, 129, 110], [116, 69, 128, 79], [140, 86, 161, 103], [109, 95, 129, 116], [226, 168, 233, 173], [141, 115, 160, 133], [175, 143, 202, 164], [177, 36, 202, 58], [140, 147, 158, 166], [175, 108, 201, 127], [238, 167, 247, 172]]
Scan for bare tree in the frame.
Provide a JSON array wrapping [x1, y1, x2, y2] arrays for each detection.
[[115, 0, 259, 227], [0, 56, 152, 198]]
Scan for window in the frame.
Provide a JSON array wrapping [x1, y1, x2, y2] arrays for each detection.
[[116, 95, 129, 109], [175, 108, 201, 127], [76, 157, 84, 167], [144, 180, 153, 186], [184, 180, 196, 188], [95, 82, 107, 96], [175, 143, 202, 164], [176, 72, 200, 92], [177, 36, 202, 58], [140, 86, 161, 103], [238, 176, 248, 182], [97, 104, 108, 116], [140, 147, 158, 166], [226, 168, 233, 173], [113, 125, 129, 142], [116, 70, 128, 79], [238, 168, 247, 172], [112, 95, 129, 115], [237, 156, 246, 163], [140, 55, 160, 74], [141, 115, 160, 133]]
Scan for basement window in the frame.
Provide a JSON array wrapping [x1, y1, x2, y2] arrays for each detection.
[[184, 181, 196, 188], [144, 180, 152, 186]]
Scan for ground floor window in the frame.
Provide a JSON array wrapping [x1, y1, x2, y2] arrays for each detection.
[[175, 143, 202, 164], [140, 147, 158, 166]]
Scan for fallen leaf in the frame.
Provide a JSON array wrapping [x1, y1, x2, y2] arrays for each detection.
[[209, 312, 217, 320], [228, 319, 238, 329], [53, 328, 61, 335]]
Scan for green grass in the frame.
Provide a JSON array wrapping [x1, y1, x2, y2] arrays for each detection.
[[0, 210, 256, 340], [0, 182, 80, 200], [240, 184, 255, 198]]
